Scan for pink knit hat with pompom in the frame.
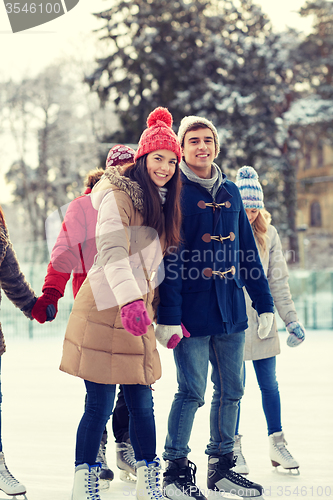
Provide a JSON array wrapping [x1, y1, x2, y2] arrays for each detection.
[[134, 107, 182, 163]]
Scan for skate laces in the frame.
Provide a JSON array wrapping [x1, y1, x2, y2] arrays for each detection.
[[224, 468, 257, 487], [146, 459, 164, 499], [273, 436, 294, 461], [96, 443, 108, 470], [170, 460, 199, 491], [120, 442, 137, 470], [234, 436, 247, 466], [85, 465, 101, 500], [0, 464, 23, 488]]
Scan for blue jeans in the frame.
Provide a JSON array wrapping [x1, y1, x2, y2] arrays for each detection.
[[163, 333, 245, 460], [76, 381, 156, 466], [235, 356, 281, 437]]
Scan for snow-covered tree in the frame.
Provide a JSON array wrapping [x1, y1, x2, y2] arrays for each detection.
[[3, 60, 117, 242]]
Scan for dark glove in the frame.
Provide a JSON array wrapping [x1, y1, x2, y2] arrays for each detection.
[[31, 289, 62, 323]]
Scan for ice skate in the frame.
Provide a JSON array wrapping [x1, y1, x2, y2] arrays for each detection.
[[0, 452, 27, 500], [136, 458, 167, 500], [71, 463, 101, 500], [232, 435, 249, 475], [96, 439, 113, 490], [116, 438, 137, 483], [269, 431, 300, 475], [163, 458, 207, 500], [207, 454, 263, 498]]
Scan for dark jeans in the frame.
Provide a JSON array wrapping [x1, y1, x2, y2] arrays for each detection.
[[76, 381, 156, 466], [235, 356, 282, 436], [85, 385, 130, 444]]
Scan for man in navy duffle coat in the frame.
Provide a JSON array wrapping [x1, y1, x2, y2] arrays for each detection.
[[156, 116, 274, 500]]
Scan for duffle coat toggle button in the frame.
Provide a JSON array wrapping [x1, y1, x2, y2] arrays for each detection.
[[202, 232, 235, 244], [203, 266, 236, 279], [197, 200, 231, 211]]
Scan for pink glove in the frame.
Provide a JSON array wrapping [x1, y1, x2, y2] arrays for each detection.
[[120, 300, 152, 336], [155, 323, 191, 349], [168, 323, 191, 349]]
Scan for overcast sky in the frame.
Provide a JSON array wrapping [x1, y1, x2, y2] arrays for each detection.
[[0, 0, 314, 80]]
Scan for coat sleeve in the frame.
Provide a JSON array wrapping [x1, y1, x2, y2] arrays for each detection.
[[156, 245, 184, 326], [95, 190, 143, 307], [42, 197, 89, 295], [0, 243, 37, 318], [238, 199, 274, 315], [266, 226, 298, 325]]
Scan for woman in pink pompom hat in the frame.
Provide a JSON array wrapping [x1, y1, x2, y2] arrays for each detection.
[[60, 107, 184, 500]]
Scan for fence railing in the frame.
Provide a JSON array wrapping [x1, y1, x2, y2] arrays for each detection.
[[1, 241, 333, 338]]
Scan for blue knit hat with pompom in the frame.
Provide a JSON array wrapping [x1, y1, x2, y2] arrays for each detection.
[[235, 166, 264, 209]]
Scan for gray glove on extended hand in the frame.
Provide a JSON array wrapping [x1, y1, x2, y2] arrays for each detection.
[[286, 321, 305, 347]]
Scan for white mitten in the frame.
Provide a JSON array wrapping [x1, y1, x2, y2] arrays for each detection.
[[258, 312, 274, 339], [155, 324, 190, 349]]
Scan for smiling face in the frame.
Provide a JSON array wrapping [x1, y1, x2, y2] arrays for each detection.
[[245, 208, 260, 225], [146, 149, 177, 187], [182, 127, 216, 179]]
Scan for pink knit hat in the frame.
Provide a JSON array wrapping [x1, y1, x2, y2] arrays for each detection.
[[106, 144, 136, 169], [134, 107, 182, 163]]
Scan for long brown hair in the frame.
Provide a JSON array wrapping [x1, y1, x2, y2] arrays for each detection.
[[251, 208, 271, 255], [123, 155, 182, 251], [0, 206, 6, 229]]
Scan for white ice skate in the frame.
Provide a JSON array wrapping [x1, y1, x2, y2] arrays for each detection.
[[233, 435, 249, 475], [136, 458, 168, 500], [116, 439, 137, 483], [0, 452, 27, 500], [269, 431, 300, 475]]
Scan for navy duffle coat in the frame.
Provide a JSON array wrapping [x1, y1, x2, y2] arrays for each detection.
[[157, 171, 274, 337]]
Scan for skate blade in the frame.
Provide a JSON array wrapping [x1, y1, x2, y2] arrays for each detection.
[[119, 469, 137, 483], [0, 495, 28, 500], [99, 479, 111, 490], [209, 491, 265, 500], [272, 465, 300, 476]]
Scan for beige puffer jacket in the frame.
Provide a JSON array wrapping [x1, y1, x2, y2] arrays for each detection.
[[60, 167, 164, 385], [243, 225, 298, 361]]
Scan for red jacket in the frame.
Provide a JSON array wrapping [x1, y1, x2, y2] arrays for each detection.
[[43, 189, 97, 298]]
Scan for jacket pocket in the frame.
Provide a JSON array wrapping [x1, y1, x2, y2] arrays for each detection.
[[232, 279, 247, 325]]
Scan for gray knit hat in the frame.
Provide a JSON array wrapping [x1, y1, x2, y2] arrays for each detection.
[[177, 115, 220, 158]]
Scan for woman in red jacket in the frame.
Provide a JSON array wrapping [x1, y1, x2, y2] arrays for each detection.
[[32, 146, 137, 486]]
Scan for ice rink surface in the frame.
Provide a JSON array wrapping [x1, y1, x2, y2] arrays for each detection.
[[1, 329, 332, 500]]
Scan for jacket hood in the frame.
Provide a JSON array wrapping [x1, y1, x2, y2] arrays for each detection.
[[91, 166, 144, 213]]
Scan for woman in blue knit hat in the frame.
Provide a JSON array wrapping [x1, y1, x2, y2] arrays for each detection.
[[234, 165, 305, 475]]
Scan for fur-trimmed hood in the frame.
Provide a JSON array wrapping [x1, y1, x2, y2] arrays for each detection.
[[91, 166, 144, 213], [0, 225, 9, 267]]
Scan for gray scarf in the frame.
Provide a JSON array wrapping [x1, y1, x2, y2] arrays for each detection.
[[180, 160, 224, 199]]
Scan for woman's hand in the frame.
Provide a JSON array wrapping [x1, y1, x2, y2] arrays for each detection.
[[121, 300, 152, 336]]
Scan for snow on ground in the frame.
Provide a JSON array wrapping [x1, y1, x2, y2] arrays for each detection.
[[1, 329, 332, 500]]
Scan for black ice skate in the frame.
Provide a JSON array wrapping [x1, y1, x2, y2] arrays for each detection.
[[207, 453, 263, 498], [116, 438, 137, 483], [163, 458, 207, 500], [96, 438, 114, 490]]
